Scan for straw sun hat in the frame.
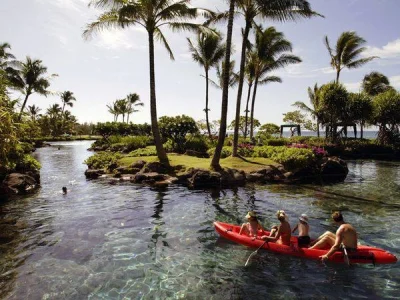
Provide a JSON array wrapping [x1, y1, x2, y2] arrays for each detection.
[[245, 211, 257, 219], [299, 214, 309, 223]]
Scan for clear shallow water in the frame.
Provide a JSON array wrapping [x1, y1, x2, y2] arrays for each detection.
[[0, 141, 399, 299]]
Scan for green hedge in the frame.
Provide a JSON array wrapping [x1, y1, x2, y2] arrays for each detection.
[[129, 146, 157, 157], [253, 146, 315, 170], [84, 152, 121, 169]]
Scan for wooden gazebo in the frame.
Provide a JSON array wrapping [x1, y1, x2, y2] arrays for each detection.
[[280, 124, 301, 137]]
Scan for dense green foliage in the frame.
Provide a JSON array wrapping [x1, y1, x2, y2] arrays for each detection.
[[129, 146, 157, 157], [253, 146, 315, 170], [158, 115, 199, 153], [84, 152, 122, 170], [94, 122, 151, 139]]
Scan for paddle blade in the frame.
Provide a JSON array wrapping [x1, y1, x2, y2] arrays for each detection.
[[245, 251, 257, 267]]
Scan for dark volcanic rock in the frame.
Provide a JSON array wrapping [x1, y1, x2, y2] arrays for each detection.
[[2, 173, 39, 195], [188, 169, 221, 189], [320, 157, 349, 183], [84, 169, 105, 179]]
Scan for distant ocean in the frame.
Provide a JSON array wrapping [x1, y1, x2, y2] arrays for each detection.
[[226, 131, 379, 139], [279, 130, 378, 139]]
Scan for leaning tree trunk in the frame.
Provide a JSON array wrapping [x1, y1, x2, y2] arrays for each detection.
[[249, 76, 260, 140], [148, 31, 169, 167], [244, 82, 253, 139], [336, 68, 341, 84], [205, 68, 212, 139], [232, 20, 251, 157], [211, 0, 235, 170], [18, 92, 31, 121]]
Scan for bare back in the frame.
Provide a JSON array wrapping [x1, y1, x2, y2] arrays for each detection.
[[298, 222, 309, 237], [337, 223, 358, 249]]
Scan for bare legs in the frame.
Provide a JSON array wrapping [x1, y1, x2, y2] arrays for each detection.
[[309, 231, 335, 249]]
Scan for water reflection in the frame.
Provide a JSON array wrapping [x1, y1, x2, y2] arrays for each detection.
[[0, 143, 399, 299]]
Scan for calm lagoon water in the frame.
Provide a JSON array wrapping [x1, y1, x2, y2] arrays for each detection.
[[0, 141, 399, 299]]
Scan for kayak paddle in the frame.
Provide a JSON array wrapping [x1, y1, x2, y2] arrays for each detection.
[[244, 240, 268, 267]]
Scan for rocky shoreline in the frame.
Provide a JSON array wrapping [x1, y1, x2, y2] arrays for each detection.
[[84, 156, 349, 189]]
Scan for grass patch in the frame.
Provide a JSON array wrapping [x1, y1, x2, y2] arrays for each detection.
[[118, 153, 277, 173]]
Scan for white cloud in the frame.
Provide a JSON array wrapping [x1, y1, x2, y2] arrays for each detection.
[[95, 30, 136, 50], [363, 39, 400, 59], [36, 0, 88, 12], [389, 75, 400, 88], [343, 81, 361, 92]]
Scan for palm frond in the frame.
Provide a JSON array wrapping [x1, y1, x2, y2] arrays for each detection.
[[154, 28, 174, 60]]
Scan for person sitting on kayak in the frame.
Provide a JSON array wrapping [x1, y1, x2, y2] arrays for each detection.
[[239, 211, 264, 238], [260, 210, 291, 246], [292, 214, 310, 247], [309, 211, 358, 261]]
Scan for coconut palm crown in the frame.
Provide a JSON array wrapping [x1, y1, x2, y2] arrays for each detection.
[[324, 31, 378, 83], [6, 57, 57, 120]]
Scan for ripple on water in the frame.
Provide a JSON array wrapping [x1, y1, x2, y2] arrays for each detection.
[[1, 144, 399, 299]]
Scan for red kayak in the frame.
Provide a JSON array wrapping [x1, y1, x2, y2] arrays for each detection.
[[214, 221, 397, 264]]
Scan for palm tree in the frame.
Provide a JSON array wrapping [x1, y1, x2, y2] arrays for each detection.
[[293, 84, 322, 137], [126, 93, 143, 123], [107, 100, 120, 122], [47, 103, 62, 136], [211, 0, 235, 170], [84, 0, 211, 167], [0, 42, 15, 69], [231, 0, 317, 156], [324, 31, 378, 83], [115, 99, 129, 123], [244, 52, 256, 138], [27, 104, 42, 122], [60, 91, 76, 115], [6, 57, 57, 120], [249, 26, 301, 139], [211, 60, 239, 89], [188, 30, 225, 138], [362, 71, 392, 96]]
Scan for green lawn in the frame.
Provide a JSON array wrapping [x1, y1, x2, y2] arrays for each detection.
[[118, 153, 277, 172]]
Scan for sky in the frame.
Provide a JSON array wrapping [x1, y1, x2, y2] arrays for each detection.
[[1, 0, 399, 127]]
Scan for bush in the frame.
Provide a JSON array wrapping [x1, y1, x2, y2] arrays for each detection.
[[262, 138, 287, 146], [207, 146, 233, 158], [15, 154, 41, 172], [84, 152, 121, 169], [129, 146, 157, 157], [253, 146, 315, 170], [185, 135, 209, 153]]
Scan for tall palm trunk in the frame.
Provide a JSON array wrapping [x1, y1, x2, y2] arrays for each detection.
[[205, 68, 212, 138], [336, 69, 341, 84], [244, 82, 253, 139], [18, 92, 31, 120], [122, 114, 125, 123], [317, 121, 320, 137], [249, 76, 259, 140], [211, 0, 235, 170], [232, 20, 251, 156], [148, 31, 169, 167]]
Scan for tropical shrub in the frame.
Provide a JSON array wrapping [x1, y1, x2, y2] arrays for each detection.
[[129, 146, 157, 157], [207, 146, 232, 158], [185, 134, 209, 153], [15, 154, 41, 172], [158, 115, 199, 153], [261, 138, 287, 146], [84, 152, 121, 169], [253, 146, 315, 170]]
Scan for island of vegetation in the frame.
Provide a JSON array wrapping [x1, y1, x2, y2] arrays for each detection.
[[1, 0, 400, 197]]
